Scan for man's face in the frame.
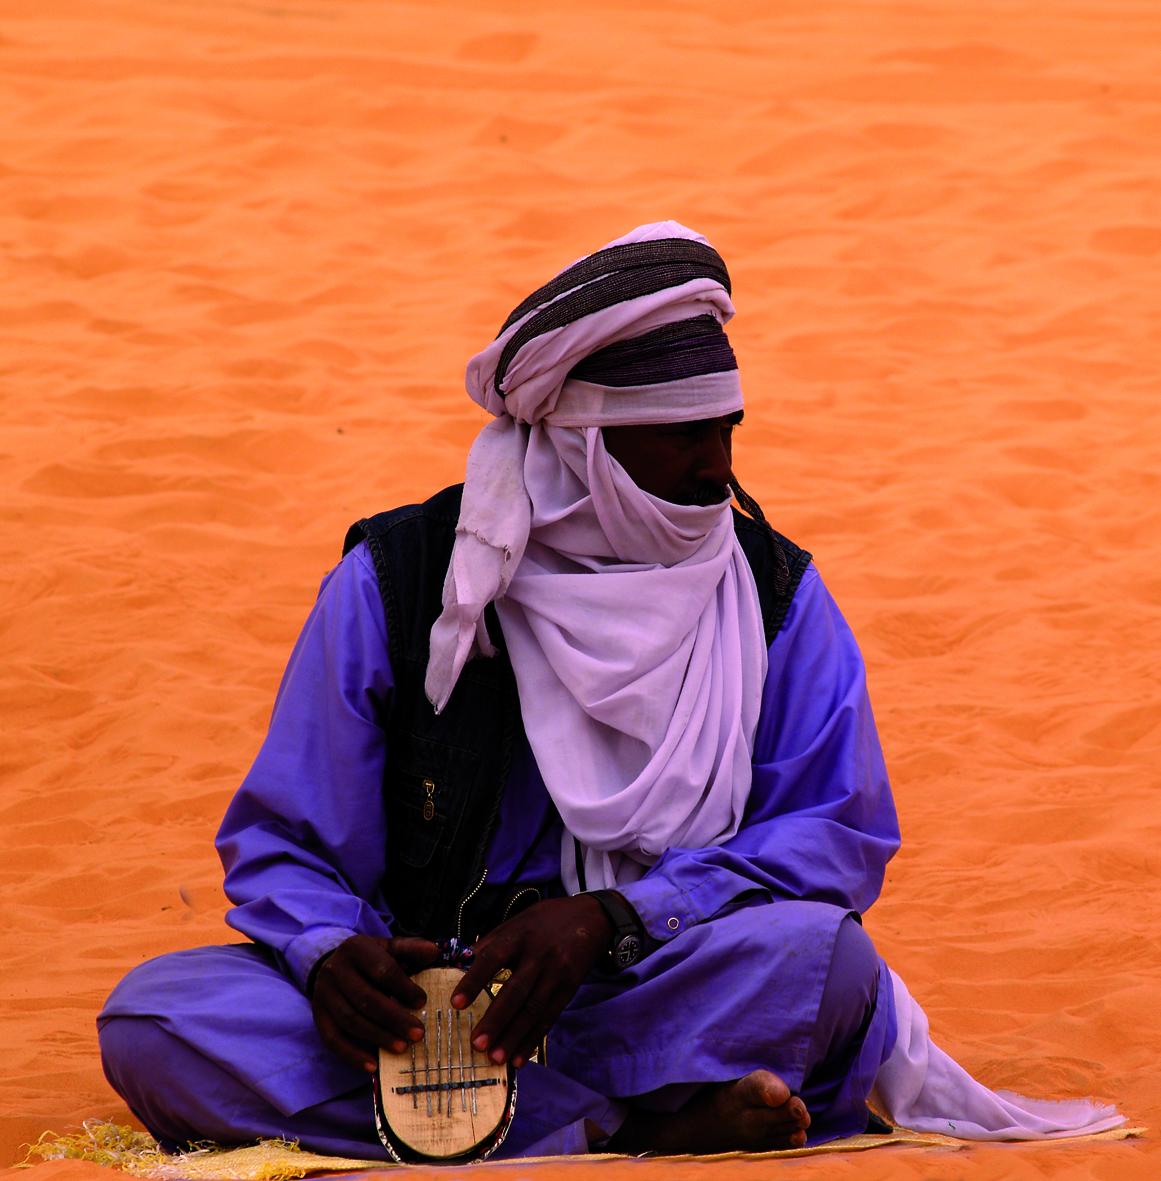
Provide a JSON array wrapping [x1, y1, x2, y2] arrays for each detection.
[[602, 411, 742, 506]]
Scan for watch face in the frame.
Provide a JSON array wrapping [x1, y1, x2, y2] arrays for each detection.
[[613, 934, 642, 969]]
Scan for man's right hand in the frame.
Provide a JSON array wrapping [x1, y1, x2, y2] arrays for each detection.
[[310, 935, 439, 1072]]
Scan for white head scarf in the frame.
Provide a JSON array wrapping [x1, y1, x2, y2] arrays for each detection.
[[428, 222, 767, 892]]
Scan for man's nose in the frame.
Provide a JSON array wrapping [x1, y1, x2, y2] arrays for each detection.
[[695, 428, 734, 488]]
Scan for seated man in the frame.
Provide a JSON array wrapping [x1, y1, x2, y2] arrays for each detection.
[[98, 223, 1119, 1158]]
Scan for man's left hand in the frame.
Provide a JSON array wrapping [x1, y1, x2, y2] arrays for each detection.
[[451, 895, 612, 1068]]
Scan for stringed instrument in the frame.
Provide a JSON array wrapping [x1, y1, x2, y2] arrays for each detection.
[[373, 966, 517, 1162]]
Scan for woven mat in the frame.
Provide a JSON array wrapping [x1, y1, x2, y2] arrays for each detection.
[[20, 1121, 1145, 1178]]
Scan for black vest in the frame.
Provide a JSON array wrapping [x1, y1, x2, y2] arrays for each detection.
[[343, 484, 811, 941]]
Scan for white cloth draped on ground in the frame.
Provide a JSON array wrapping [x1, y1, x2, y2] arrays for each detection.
[[872, 969, 1125, 1139]]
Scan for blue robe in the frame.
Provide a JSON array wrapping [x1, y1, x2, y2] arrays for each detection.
[[99, 543, 901, 1156]]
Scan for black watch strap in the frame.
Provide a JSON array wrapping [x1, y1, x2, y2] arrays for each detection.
[[588, 889, 647, 971]]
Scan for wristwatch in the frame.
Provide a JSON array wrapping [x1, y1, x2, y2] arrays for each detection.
[[588, 889, 646, 971]]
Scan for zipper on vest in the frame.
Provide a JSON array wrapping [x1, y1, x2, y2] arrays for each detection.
[[455, 866, 488, 943], [447, 623, 517, 944], [501, 886, 541, 924], [421, 777, 436, 821]]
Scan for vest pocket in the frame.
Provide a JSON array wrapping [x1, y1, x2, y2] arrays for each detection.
[[387, 733, 481, 870]]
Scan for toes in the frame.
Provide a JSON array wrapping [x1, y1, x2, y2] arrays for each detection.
[[705, 1073, 813, 1153], [740, 1069, 791, 1109], [789, 1096, 811, 1128], [737, 1105, 810, 1152]]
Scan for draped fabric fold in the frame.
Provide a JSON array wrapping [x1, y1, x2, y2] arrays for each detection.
[[425, 416, 530, 697], [873, 970, 1124, 1140]]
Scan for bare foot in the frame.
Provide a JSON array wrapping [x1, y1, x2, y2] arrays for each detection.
[[608, 1069, 811, 1154]]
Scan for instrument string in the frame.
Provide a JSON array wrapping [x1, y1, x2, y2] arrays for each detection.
[[456, 1009, 467, 1112], [446, 1008, 454, 1121], [468, 1013, 478, 1115], [421, 1010, 432, 1118], [435, 1009, 443, 1115]]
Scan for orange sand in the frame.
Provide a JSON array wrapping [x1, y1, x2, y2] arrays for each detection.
[[2, 2, 1159, 1178]]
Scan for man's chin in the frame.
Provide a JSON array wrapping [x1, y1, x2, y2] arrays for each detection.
[[649, 484, 731, 508], [690, 486, 731, 508]]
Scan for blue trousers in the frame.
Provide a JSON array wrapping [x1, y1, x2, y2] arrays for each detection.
[[99, 902, 894, 1157]]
